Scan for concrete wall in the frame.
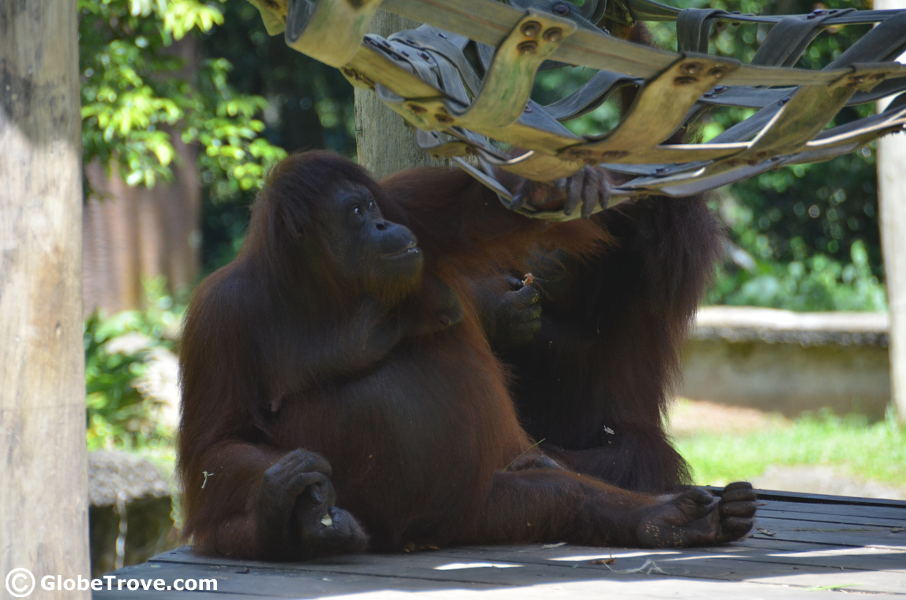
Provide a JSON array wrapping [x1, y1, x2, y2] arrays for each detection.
[[680, 307, 891, 418]]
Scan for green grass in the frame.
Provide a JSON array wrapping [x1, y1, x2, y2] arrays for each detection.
[[674, 409, 906, 488]]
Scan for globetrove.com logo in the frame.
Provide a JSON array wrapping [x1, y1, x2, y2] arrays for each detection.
[[4, 567, 219, 597], [5, 568, 36, 598]]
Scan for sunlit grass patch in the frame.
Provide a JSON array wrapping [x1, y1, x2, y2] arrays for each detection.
[[672, 406, 906, 489]]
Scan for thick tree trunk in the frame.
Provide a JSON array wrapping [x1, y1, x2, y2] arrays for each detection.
[[354, 12, 441, 177], [876, 0, 906, 422], [83, 38, 201, 314], [0, 3, 90, 597]]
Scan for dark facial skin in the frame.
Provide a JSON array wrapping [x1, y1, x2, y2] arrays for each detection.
[[260, 182, 461, 411], [300, 182, 459, 373], [322, 183, 423, 297]]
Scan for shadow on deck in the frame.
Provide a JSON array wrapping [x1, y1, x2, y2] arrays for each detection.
[[95, 490, 906, 599]]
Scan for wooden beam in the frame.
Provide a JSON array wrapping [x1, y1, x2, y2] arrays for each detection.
[[0, 2, 90, 597]]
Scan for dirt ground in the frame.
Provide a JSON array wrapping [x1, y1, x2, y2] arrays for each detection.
[[667, 399, 791, 437], [666, 399, 906, 501]]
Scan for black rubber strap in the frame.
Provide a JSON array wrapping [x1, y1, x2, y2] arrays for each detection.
[[753, 10, 853, 67], [676, 8, 728, 53]]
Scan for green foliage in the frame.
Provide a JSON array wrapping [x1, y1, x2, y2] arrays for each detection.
[[538, 2, 885, 311], [196, 2, 358, 272], [533, 67, 623, 136], [675, 409, 906, 488], [85, 281, 184, 450], [204, 2, 357, 156], [79, 0, 286, 196], [82, 0, 885, 308], [650, 1, 883, 310], [707, 240, 887, 311]]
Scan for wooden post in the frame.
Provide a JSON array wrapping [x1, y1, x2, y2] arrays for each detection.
[[0, 2, 90, 597], [354, 12, 441, 177], [876, 0, 906, 422]]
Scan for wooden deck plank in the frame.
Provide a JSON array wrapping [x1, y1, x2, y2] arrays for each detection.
[[94, 557, 906, 600], [158, 541, 906, 573], [706, 538, 906, 571], [95, 593, 251, 600], [414, 546, 906, 593], [94, 560, 502, 599], [93, 494, 906, 599], [759, 507, 906, 528], [432, 541, 906, 573], [758, 499, 906, 522], [752, 515, 906, 548], [122, 542, 906, 597], [748, 489, 906, 508]]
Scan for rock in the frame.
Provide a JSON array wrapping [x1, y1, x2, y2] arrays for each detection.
[[89, 451, 177, 576]]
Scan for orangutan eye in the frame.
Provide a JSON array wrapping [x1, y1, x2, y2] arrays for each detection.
[[351, 205, 363, 217], [367, 200, 376, 210]]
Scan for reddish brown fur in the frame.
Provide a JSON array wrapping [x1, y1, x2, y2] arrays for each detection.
[[496, 18, 724, 492], [501, 197, 723, 492], [178, 151, 751, 559], [497, 20, 722, 492]]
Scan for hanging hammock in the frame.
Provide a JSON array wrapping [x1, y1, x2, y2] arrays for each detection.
[[247, 0, 906, 216]]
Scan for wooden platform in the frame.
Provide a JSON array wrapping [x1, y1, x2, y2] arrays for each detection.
[[95, 490, 906, 599]]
